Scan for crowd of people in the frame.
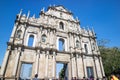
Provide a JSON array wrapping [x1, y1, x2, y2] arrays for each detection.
[[17, 74, 120, 80]]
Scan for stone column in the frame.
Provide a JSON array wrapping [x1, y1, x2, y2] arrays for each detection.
[[45, 51, 49, 78], [12, 47, 21, 77], [72, 55, 76, 77], [0, 46, 11, 77], [47, 29, 50, 46], [71, 34, 74, 48], [53, 30, 56, 48], [77, 55, 83, 79], [16, 51, 24, 79], [82, 55, 85, 78], [70, 33, 72, 47], [50, 30, 54, 48], [67, 61, 71, 80], [68, 33, 71, 51], [76, 54, 79, 79], [38, 27, 42, 47], [89, 38, 98, 79], [71, 54, 73, 78], [99, 57, 105, 77], [94, 39, 99, 54], [51, 30, 54, 48], [93, 56, 98, 79], [49, 31, 52, 45], [73, 55, 77, 78], [72, 34, 75, 48], [52, 51, 56, 78], [35, 50, 40, 74]]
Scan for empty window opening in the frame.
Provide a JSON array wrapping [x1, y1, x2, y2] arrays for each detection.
[[59, 22, 64, 30], [56, 62, 68, 80], [16, 30, 22, 38], [59, 38, 65, 51], [41, 34, 47, 42], [28, 35, 34, 47], [76, 40, 80, 48], [84, 44, 88, 53], [86, 67, 94, 78], [20, 63, 32, 80]]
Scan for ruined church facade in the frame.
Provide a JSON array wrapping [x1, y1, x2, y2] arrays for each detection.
[[0, 5, 105, 80]]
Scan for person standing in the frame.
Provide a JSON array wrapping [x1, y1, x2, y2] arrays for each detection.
[[33, 74, 39, 80]]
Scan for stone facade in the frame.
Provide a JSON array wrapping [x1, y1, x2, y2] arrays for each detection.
[[0, 5, 105, 80]]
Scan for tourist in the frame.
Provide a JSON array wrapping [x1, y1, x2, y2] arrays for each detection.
[[111, 75, 119, 80], [33, 74, 39, 80]]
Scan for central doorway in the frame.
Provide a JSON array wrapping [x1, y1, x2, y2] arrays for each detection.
[[56, 62, 68, 80]]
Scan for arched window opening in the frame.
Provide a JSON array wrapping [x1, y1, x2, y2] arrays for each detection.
[[16, 30, 22, 38], [59, 38, 65, 51], [28, 35, 34, 47], [84, 44, 88, 53], [59, 22, 64, 30], [76, 40, 80, 48], [41, 35, 47, 43]]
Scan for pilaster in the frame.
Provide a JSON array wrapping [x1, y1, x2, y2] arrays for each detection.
[[35, 50, 40, 74], [45, 51, 49, 78], [50, 30, 53, 47], [71, 53, 77, 78], [77, 54, 84, 79], [89, 37, 98, 79], [12, 47, 21, 77], [53, 30, 56, 48], [52, 51, 56, 79], [0, 46, 11, 77], [99, 57, 105, 77]]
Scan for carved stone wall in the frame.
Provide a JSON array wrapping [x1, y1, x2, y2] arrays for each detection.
[[0, 5, 105, 80]]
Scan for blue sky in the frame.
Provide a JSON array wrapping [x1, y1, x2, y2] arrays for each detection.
[[0, 0, 120, 66]]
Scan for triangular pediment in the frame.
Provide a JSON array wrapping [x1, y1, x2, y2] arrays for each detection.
[[44, 5, 75, 22], [54, 5, 71, 13]]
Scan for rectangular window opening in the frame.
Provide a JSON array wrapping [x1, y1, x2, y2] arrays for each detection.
[[86, 67, 94, 78], [56, 62, 68, 80], [20, 63, 33, 80]]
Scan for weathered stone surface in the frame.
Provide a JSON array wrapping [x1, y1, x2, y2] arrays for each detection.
[[0, 5, 105, 80]]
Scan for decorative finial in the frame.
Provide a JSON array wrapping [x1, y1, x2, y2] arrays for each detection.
[[76, 16, 79, 21], [32, 14, 35, 18], [87, 26, 90, 31], [41, 7, 45, 12], [18, 9, 22, 18], [92, 27, 94, 32], [92, 27, 95, 35], [19, 9, 22, 15], [27, 11, 30, 19]]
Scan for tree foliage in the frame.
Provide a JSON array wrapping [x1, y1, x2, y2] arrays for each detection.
[[59, 68, 65, 80], [98, 39, 120, 76]]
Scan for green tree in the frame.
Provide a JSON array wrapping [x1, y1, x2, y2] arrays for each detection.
[[59, 68, 65, 80], [98, 39, 120, 76]]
